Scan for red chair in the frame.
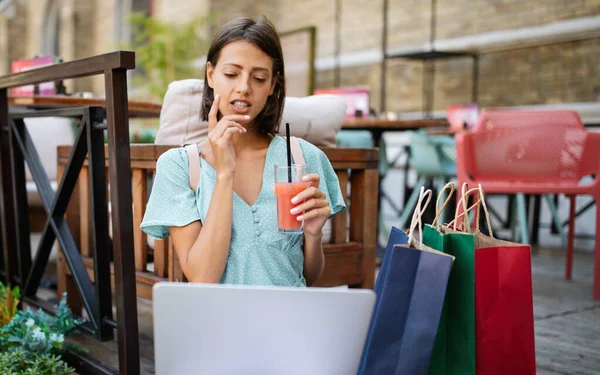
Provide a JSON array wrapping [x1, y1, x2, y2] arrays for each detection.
[[455, 109, 600, 299]]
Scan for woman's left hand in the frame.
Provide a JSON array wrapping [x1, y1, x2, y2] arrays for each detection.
[[290, 174, 331, 237]]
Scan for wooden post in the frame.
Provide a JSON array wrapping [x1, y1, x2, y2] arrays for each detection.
[[0, 88, 18, 286], [132, 168, 148, 271], [104, 68, 140, 375], [350, 168, 379, 289]]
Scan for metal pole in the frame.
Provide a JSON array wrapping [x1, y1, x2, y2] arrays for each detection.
[[334, 0, 342, 87], [380, 0, 388, 114]]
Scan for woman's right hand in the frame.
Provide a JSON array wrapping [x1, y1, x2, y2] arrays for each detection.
[[207, 94, 249, 177]]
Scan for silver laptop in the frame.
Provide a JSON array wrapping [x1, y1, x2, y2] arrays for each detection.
[[153, 282, 376, 375]]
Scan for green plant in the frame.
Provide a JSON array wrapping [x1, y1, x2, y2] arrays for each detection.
[[125, 12, 211, 101], [0, 291, 83, 374], [0, 351, 74, 375], [0, 283, 20, 327]]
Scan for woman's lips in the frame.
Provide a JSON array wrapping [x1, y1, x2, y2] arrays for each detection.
[[231, 101, 251, 114]]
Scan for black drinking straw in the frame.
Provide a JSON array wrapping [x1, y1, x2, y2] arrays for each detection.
[[285, 122, 292, 182]]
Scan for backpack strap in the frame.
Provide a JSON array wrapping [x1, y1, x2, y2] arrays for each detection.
[[290, 136, 306, 166], [185, 143, 201, 192]]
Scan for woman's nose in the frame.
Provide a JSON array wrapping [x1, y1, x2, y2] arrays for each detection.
[[236, 76, 251, 94]]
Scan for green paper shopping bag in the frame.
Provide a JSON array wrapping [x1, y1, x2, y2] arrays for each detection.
[[424, 183, 476, 375]]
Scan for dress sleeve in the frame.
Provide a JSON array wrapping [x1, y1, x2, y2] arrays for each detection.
[[140, 148, 202, 239]]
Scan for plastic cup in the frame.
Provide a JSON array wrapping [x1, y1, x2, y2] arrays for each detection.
[[274, 165, 308, 233]]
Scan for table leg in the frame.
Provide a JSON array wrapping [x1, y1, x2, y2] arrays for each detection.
[[531, 195, 541, 246]]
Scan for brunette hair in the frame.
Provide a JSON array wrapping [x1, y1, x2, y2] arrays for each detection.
[[200, 15, 286, 135]]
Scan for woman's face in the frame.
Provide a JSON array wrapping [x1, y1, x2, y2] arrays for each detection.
[[206, 40, 277, 126]]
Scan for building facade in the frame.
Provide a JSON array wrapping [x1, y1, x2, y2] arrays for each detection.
[[1, 0, 599, 115]]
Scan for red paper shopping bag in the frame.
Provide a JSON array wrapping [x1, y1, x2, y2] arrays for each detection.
[[454, 184, 536, 375]]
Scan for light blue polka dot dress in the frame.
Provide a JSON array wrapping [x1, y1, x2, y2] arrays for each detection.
[[140, 135, 346, 287]]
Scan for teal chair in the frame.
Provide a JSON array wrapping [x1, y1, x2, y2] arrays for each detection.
[[398, 131, 457, 230], [336, 130, 389, 250], [335, 130, 389, 176]]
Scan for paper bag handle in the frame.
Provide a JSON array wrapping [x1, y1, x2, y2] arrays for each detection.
[[407, 187, 432, 249], [469, 185, 494, 238], [447, 183, 481, 233], [448, 183, 494, 237], [432, 182, 456, 230]]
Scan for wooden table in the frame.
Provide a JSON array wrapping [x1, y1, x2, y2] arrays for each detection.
[[342, 118, 448, 131], [8, 95, 162, 118]]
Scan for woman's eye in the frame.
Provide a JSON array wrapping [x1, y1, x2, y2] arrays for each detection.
[[224, 73, 237, 78], [254, 77, 266, 83]]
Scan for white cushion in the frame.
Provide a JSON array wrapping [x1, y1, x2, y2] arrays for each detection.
[[154, 79, 346, 147], [24, 117, 75, 207], [24, 117, 74, 182], [281, 95, 346, 147], [154, 79, 207, 145]]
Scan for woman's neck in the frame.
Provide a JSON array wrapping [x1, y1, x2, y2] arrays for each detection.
[[232, 127, 272, 154]]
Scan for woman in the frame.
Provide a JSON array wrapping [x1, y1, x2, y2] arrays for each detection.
[[141, 15, 345, 286]]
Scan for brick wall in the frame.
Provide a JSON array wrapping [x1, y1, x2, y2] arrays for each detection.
[[152, 0, 210, 23], [210, 0, 279, 35], [435, 0, 600, 40], [2, 0, 598, 113], [6, 1, 28, 72], [292, 0, 600, 112]]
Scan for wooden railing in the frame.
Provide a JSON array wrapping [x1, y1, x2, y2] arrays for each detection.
[[0, 51, 139, 375], [56, 144, 380, 308]]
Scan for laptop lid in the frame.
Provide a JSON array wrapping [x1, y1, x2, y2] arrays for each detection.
[[153, 282, 376, 375]]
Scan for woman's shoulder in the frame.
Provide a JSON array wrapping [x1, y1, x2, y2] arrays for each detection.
[[157, 147, 188, 169], [155, 147, 192, 180]]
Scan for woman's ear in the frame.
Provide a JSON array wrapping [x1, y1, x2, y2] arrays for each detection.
[[206, 62, 215, 88], [269, 72, 279, 96]]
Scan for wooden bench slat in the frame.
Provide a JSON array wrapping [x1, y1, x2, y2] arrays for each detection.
[[132, 169, 148, 271], [153, 238, 168, 278], [331, 170, 349, 244], [79, 167, 91, 257]]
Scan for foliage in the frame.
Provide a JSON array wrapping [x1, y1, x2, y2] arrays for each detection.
[[124, 12, 211, 101], [0, 351, 74, 375], [0, 283, 20, 328], [0, 286, 83, 375]]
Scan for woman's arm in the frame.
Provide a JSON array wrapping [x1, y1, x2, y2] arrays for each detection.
[[169, 94, 249, 283], [169, 174, 234, 283], [302, 232, 325, 286], [292, 174, 331, 285]]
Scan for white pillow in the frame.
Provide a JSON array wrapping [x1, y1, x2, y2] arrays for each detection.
[[280, 95, 346, 147], [154, 79, 346, 147], [154, 79, 207, 145], [24, 117, 75, 207]]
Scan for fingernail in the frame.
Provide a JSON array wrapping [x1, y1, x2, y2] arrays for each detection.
[[244, 115, 250, 119], [291, 197, 299, 204], [297, 215, 304, 221], [302, 176, 309, 181], [290, 208, 298, 214]]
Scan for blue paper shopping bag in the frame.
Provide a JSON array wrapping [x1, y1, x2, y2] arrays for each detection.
[[359, 223, 454, 375]]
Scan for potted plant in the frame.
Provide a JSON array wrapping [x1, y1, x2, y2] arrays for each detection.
[[0, 282, 83, 374]]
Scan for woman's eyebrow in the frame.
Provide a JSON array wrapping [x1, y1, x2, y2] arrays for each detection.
[[223, 63, 270, 73]]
